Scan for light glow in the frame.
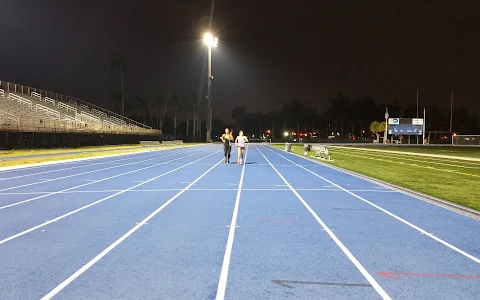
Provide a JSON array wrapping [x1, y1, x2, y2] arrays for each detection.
[[203, 32, 218, 47]]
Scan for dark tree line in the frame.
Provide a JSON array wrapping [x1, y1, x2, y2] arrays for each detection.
[[109, 52, 479, 140], [229, 93, 480, 139]]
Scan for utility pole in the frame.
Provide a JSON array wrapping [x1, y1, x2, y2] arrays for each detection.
[[450, 89, 454, 133], [416, 89, 419, 144], [384, 107, 389, 144]]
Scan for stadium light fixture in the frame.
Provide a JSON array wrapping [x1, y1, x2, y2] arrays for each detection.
[[204, 32, 218, 48]]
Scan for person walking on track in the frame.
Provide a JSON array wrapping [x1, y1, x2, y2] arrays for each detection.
[[221, 128, 234, 163], [235, 130, 248, 164]]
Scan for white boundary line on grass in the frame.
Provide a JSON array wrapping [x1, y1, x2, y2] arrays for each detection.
[[330, 146, 480, 162], [267, 146, 480, 265], [0, 150, 221, 246], [0, 151, 204, 210], [0, 144, 203, 172], [256, 145, 392, 300], [216, 145, 248, 300], [279, 145, 480, 219], [41, 155, 224, 300]]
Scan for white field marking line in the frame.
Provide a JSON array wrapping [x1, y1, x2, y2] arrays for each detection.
[[0, 151, 202, 210], [335, 147, 480, 169], [332, 150, 480, 178], [0, 149, 173, 181], [268, 147, 480, 265], [0, 150, 221, 247], [257, 145, 391, 299], [41, 156, 224, 300], [0, 150, 193, 193], [330, 146, 480, 163], [0, 144, 204, 173], [216, 145, 248, 300]]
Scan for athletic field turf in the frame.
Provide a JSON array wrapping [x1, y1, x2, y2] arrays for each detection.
[[0, 144, 479, 299], [277, 144, 480, 211]]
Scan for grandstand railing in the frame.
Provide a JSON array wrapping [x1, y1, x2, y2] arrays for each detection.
[[0, 116, 159, 135], [0, 80, 156, 132]]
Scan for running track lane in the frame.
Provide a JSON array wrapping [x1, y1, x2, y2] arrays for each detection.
[[46, 154, 240, 299], [0, 146, 221, 299], [224, 146, 382, 299], [263, 145, 480, 299], [0, 149, 212, 240]]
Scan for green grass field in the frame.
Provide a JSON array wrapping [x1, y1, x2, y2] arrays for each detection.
[[273, 144, 480, 211], [335, 145, 480, 158]]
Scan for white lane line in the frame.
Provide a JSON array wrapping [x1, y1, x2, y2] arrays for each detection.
[[257, 146, 391, 300], [268, 147, 480, 265], [0, 150, 187, 193], [0, 188, 396, 196], [41, 156, 224, 300], [0, 150, 169, 181], [85, 180, 97, 182], [0, 151, 202, 210], [216, 146, 248, 300], [0, 151, 220, 246]]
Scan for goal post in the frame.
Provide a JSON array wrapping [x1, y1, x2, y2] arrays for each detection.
[[452, 135, 480, 146]]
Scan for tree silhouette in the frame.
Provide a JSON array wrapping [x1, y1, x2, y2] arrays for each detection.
[[231, 106, 247, 129], [111, 51, 127, 116]]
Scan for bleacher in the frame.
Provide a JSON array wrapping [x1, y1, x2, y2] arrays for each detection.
[[0, 81, 159, 135]]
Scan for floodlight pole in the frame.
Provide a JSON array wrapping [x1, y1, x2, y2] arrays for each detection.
[[206, 45, 212, 143]]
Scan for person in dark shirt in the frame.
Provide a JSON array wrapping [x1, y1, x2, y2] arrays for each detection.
[[221, 128, 234, 163]]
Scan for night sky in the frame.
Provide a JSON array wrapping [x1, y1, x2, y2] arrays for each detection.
[[0, 0, 478, 122]]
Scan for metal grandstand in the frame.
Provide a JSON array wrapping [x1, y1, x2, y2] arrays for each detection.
[[0, 80, 159, 135]]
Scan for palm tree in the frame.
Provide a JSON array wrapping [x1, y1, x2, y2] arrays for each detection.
[[170, 93, 180, 136], [111, 51, 127, 116], [231, 106, 247, 129], [132, 95, 150, 126], [155, 88, 173, 131], [180, 96, 195, 136]]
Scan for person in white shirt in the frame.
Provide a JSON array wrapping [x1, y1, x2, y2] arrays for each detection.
[[235, 130, 248, 164]]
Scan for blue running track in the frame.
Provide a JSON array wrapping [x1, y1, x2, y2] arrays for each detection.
[[0, 144, 479, 299]]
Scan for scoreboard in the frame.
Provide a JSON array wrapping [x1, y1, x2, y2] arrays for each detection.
[[388, 118, 424, 135]]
